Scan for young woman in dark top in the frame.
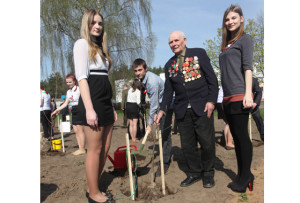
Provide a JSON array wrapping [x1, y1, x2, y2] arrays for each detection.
[[219, 5, 254, 193]]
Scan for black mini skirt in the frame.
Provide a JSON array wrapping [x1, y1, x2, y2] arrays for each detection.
[[126, 102, 139, 119]]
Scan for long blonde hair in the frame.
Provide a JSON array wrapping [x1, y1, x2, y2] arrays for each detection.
[[221, 5, 245, 52], [80, 9, 112, 69]]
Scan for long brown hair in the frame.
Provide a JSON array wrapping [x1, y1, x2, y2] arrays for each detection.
[[131, 79, 142, 92], [221, 5, 245, 51], [80, 9, 112, 69]]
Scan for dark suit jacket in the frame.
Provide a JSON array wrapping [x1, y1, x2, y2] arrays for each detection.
[[160, 47, 218, 120], [252, 77, 262, 111]]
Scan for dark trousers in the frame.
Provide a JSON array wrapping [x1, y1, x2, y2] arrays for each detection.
[[123, 109, 127, 126], [62, 115, 66, 122], [40, 110, 52, 138], [226, 113, 253, 184], [173, 116, 178, 134], [252, 108, 264, 141], [140, 112, 146, 135], [160, 108, 173, 166], [177, 109, 215, 177]]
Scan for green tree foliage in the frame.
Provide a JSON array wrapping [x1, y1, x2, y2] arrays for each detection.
[[245, 15, 264, 77], [40, 72, 69, 99], [41, 0, 156, 78], [203, 14, 264, 83]]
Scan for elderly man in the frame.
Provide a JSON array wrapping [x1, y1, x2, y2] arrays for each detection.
[[156, 31, 218, 188]]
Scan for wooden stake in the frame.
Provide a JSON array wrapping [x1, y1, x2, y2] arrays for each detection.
[[158, 130, 166, 195], [249, 114, 252, 142], [125, 133, 135, 200], [60, 118, 65, 152]]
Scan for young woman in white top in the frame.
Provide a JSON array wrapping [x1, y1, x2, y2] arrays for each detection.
[[126, 79, 142, 143], [73, 9, 117, 203], [51, 73, 85, 156]]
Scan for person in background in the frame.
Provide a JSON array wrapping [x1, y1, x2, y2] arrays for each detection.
[[121, 84, 128, 128], [126, 79, 142, 143], [156, 30, 218, 188], [251, 77, 264, 143], [73, 9, 117, 203], [219, 5, 254, 193], [170, 94, 178, 135], [40, 86, 53, 140], [132, 58, 173, 176], [52, 73, 86, 156], [50, 97, 57, 129], [59, 98, 69, 122], [51, 97, 57, 112], [216, 86, 234, 150], [139, 85, 147, 136]]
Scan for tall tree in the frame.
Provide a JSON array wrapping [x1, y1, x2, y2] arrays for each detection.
[[41, 0, 156, 78]]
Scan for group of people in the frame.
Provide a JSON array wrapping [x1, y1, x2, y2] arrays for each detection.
[[40, 73, 87, 156], [41, 4, 263, 203]]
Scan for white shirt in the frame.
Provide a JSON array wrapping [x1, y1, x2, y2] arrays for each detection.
[[66, 85, 80, 108], [217, 86, 224, 103], [73, 39, 109, 82], [127, 88, 141, 105], [40, 91, 51, 111]]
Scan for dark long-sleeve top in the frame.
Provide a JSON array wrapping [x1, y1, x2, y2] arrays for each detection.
[[219, 34, 254, 99], [160, 47, 218, 120]]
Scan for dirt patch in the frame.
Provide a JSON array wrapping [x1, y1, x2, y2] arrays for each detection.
[[41, 115, 264, 203]]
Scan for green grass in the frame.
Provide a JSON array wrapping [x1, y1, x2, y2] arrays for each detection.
[[259, 108, 264, 121], [238, 193, 248, 202], [77, 161, 85, 166]]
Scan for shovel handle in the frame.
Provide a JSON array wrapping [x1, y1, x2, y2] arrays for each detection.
[[141, 131, 150, 145]]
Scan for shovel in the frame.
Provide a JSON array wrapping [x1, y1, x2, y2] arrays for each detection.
[[133, 130, 151, 159]]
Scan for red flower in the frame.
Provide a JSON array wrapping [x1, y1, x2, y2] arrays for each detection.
[[191, 72, 195, 77], [175, 67, 178, 71], [189, 57, 193, 61]]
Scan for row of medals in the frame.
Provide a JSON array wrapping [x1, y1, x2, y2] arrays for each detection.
[[169, 63, 201, 82]]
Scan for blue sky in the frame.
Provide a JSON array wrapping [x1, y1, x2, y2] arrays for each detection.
[[150, 0, 264, 68]]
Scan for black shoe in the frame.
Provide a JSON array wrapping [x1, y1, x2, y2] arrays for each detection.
[[86, 192, 113, 200], [155, 164, 169, 177], [180, 175, 202, 187], [203, 176, 215, 188], [230, 175, 254, 193], [88, 196, 110, 203]]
